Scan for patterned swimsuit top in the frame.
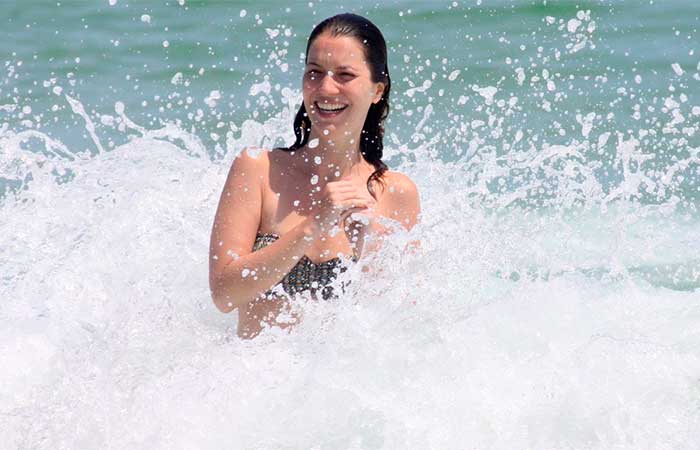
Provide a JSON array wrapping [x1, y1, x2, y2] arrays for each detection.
[[253, 232, 357, 300]]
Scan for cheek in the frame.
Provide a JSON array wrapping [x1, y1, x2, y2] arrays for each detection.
[[302, 85, 316, 107], [302, 75, 318, 90], [364, 89, 379, 104]]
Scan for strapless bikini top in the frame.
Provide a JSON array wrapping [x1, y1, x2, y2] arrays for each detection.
[[253, 233, 357, 300]]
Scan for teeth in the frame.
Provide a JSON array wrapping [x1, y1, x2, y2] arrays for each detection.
[[316, 102, 347, 112]]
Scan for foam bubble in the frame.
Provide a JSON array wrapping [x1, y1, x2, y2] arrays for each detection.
[[567, 18, 581, 33], [204, 90, 221, 108], [672, 63, 684, 76], [472, 85, 497, 104], [170, 72, 183, 85]]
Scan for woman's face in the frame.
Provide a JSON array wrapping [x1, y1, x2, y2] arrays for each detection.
[[302, 33, 385, 141]]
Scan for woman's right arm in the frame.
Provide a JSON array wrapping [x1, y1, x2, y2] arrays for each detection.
[[209, 151, 376, 312], [208, 150, 318, 313]]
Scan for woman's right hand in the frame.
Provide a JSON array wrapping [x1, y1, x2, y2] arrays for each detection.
[[310, 177, 376, 237]]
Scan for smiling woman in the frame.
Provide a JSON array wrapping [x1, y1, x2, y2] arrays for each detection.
[[208, 13, 420, 339]]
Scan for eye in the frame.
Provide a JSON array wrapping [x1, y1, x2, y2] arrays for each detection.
[[337, 72, 356, 80], [304, 69, 320, 80]]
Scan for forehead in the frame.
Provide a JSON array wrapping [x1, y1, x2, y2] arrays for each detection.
[[306, 33, 368, 68]]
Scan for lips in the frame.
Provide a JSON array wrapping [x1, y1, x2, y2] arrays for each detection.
[[313, 101, 348, 117]]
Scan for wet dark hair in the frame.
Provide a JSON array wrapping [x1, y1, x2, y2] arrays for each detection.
[[283, 13, 391, 196]]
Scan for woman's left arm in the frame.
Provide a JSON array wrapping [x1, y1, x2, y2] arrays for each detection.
[[345, 172, 421, 259]]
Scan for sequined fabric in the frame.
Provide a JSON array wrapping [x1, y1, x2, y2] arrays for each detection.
[[252, 233, 355, 300]]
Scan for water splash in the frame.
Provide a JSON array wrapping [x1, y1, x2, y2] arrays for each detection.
[[2, 5, 700, 449]]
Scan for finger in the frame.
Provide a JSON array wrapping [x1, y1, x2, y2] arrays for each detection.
[[329, 187, 358, 197], [342, 211, 371, 227], [337, 201, 369, 215], [338, 206, 368, 225], [325, 180, 355, 190], [324, 186, 356, 198], [327, 196, 364, 212], [328, 190, 371, 202], [335, 196, 374, 209]]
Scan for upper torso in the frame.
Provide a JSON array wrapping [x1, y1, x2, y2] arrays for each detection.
[[257, 148, 390, 262], [235, 147, 417, 338]]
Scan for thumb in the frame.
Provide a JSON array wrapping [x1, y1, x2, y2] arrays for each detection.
[[338, 206, 368, 227]]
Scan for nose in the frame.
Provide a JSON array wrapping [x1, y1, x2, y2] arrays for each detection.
[[318, 71, 340, 96]]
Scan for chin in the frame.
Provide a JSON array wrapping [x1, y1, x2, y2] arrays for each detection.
[[309, 120, 348, 136]]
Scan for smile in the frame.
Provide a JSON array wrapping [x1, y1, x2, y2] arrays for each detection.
[[314, 102, 348, 113]]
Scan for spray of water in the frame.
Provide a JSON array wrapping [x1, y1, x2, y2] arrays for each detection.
[[2, 5, 700, 450]]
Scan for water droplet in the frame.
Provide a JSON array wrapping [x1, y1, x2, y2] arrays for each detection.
[[171, 72, 183, 85], [310, 175, 319, 185], [308, 138, 319, 148], [671, 63, 684, 76]]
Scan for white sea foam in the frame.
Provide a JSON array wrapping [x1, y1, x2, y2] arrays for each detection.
[[1, 76, 700, 450], [473, 85, 498, 104], [204, 90, 221, 108]]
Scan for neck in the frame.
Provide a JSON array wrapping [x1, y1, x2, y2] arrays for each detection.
[[299, 128, 369, 181]]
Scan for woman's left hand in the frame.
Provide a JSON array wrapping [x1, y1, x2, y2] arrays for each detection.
[[341, 208, 382, 259]]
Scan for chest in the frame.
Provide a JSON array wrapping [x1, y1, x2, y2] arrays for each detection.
[[258, 177, 357, 262]]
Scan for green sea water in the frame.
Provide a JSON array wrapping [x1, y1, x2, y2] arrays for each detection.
[[3, 1, 699, 152], [3, 2, 700, 448]]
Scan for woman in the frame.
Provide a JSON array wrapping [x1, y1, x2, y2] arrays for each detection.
[[209, 13, 420, 338]]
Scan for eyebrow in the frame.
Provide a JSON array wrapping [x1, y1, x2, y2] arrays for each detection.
[[307, 61, 358, 71]]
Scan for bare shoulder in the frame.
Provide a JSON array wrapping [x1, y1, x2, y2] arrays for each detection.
[[266, 146, 296, 163], [229, 147, 271, 177], [381, 171, 419, 198], [377, 170, 421, 229]]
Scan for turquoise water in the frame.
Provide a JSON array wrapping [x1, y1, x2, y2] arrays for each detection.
[[4, 1, 699, 152], [2, 1, 700, 449], [3, 1, 699, 202]]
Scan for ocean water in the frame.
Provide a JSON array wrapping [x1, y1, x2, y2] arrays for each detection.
[[2, 1, 700, 449]]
